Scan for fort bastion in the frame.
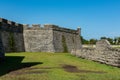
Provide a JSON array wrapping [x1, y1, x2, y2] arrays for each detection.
[[0, 18, 82, 61]]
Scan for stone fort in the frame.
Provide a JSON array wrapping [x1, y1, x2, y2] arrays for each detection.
[[0, 18, 82, 60], [1, 18, 120, 68]]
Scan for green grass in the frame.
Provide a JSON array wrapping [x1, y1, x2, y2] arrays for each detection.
[[0, 52, 120, 80]]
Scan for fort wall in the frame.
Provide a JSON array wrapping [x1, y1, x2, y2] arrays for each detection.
[[24, 24, 81, 52], [52, 27, 81, 52], [23, 24, 55, 52], [0, 18, 25, 53], [0, 18, 81, 60]]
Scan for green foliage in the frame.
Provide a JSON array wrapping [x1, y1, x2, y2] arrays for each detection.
[[89, 39, 97, 44], [100, 37, 107, 39], [107, 38, 113, 44], [81, 36, 97, 44], [81, 36, 89, 44], [100, 36, 115, 45], [114, 37, 120, 45], [62, 35, 68, 52], [9, 32, 15, 52], [81, 36, 120, 45], [1, 52, 120, 80]]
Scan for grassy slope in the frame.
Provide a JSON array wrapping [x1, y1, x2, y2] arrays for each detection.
[[0, 52, 120, 80]]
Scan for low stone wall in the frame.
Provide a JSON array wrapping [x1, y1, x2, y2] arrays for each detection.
[[83, 45, 120, 48], [71, 40, 120, 67]]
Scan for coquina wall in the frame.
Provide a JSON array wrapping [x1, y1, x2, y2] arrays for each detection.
[[71, 39, 120, 67], [0, 18, 25, 52], [23, 24, 55, 52], [0, 31, 4, 60], [24, 24, 82, 52], [0, 18, 82, 60], [51, 25, 81, 52], [0, 18, 25, 60]]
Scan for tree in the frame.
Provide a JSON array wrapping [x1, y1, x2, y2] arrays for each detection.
[[80, 36, 89, 44], [113, 38, 117, 45], [114, 37, 120, 45], [89, 39, 97, 44], [117, 37, 120, 45], [100, 37, 114, 45], [100, 37, 107, 39], [107, 38, 113, 45]]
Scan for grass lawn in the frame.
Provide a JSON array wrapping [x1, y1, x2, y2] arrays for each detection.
[[0, 52, 120, 80]]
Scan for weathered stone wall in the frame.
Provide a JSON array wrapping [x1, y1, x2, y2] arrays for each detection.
[[0, 18, 25, 52], [53, 31, 74, 52], [24, 24, 55, 52], [0, 18, 81, 55], [53, 30, 81, 52], [0, 31, 5, 61], [96, 39, 111, 50], [44, 24, 82, 52], [71, 40, 120, 67], [24, 24, 81, 52]]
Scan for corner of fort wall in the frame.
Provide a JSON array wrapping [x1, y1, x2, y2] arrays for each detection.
[[0, 18, 25, 52], [23, 24, 82, 52], [0, 18, 82, 54], [0, 18, 23, 33], [23, 24, 55, 52]]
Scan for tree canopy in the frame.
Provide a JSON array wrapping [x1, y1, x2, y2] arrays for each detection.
[[81, 36, 120, 45]]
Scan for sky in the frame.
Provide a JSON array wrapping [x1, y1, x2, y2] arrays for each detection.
[[0, 0, 120, 39]]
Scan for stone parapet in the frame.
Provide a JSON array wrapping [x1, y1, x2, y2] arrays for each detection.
[[44, 24, 80, 34], [0, 18, 23, 33], [0, 17, 81, 54], [24, 24, 80, 34], [23, 24, 41, 30]]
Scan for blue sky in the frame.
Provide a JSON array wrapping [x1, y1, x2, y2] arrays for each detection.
[[0, 0, 120, 39]]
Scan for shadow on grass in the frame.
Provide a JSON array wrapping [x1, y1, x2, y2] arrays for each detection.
[[0, 56, 43, 76]]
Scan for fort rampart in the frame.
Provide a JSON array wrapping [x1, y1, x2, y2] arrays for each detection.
[[24, 24, 81, 52], [0, 18, 81, 60]]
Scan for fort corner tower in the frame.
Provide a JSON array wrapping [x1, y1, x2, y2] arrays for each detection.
[[24, 24, 82, 52]]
